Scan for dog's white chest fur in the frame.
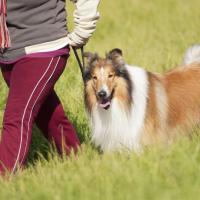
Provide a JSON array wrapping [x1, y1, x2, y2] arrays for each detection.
[[90, 65, 149, 152]]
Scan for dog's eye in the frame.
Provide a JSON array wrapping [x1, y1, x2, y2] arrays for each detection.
[[108, 74, 114, 78], [93, 76, 97, 80]]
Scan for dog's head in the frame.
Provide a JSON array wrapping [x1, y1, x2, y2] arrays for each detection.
[[83, 48, 132, 111]]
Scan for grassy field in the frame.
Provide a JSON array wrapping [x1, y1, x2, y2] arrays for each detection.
[[1, 0, 200, 199]]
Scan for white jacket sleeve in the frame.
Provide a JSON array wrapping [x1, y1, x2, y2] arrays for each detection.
[[68, 0, 100, 47]]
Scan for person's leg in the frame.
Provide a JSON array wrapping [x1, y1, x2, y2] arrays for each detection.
[[0, 55, 78, 174], [35, 91, 80, 155], [1, 65, 80, 156]]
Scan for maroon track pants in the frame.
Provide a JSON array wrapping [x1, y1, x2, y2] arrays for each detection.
[[0, 55, 80, 174]]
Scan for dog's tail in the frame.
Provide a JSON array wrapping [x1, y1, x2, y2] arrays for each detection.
[[183, 44, 200, 65]]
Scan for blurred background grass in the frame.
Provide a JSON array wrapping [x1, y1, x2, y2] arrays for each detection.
[[0, 0, 200, 199]]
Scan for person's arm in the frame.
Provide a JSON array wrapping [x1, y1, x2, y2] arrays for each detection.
[[68, 0, 100, 48]]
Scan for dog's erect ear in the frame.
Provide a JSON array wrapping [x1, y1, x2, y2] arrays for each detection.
[[107, 48, 125, 67], [83, 52, 98, 82], [83, 52, 94, 63], [109, 48, 123, 56], [84, 52, 99, 67]]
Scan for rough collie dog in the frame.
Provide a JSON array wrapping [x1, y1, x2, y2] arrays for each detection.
[[83, 45, 200, 152]]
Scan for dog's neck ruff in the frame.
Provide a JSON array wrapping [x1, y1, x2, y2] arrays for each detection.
[[90, 65, 149, 152]]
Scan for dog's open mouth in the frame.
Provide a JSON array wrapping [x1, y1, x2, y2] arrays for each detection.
[[99, 98, 111, 110], [98, 90, 114, 110]]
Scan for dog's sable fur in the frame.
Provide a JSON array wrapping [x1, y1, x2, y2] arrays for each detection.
[[83, 45, 200, 152]]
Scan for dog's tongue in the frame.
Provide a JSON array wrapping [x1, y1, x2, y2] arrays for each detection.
[[99, 100, 111, 110]]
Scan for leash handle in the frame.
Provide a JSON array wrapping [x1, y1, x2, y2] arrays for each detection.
[[72, 46, 85, 80]]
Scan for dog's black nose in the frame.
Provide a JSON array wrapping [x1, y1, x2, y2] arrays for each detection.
[[98, 90, 107, 99]]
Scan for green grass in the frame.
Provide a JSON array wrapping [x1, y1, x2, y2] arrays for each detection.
[[1, 0, 200, 199]]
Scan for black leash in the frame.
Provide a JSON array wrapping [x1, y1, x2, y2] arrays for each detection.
[[72, 46, 85, 80]]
